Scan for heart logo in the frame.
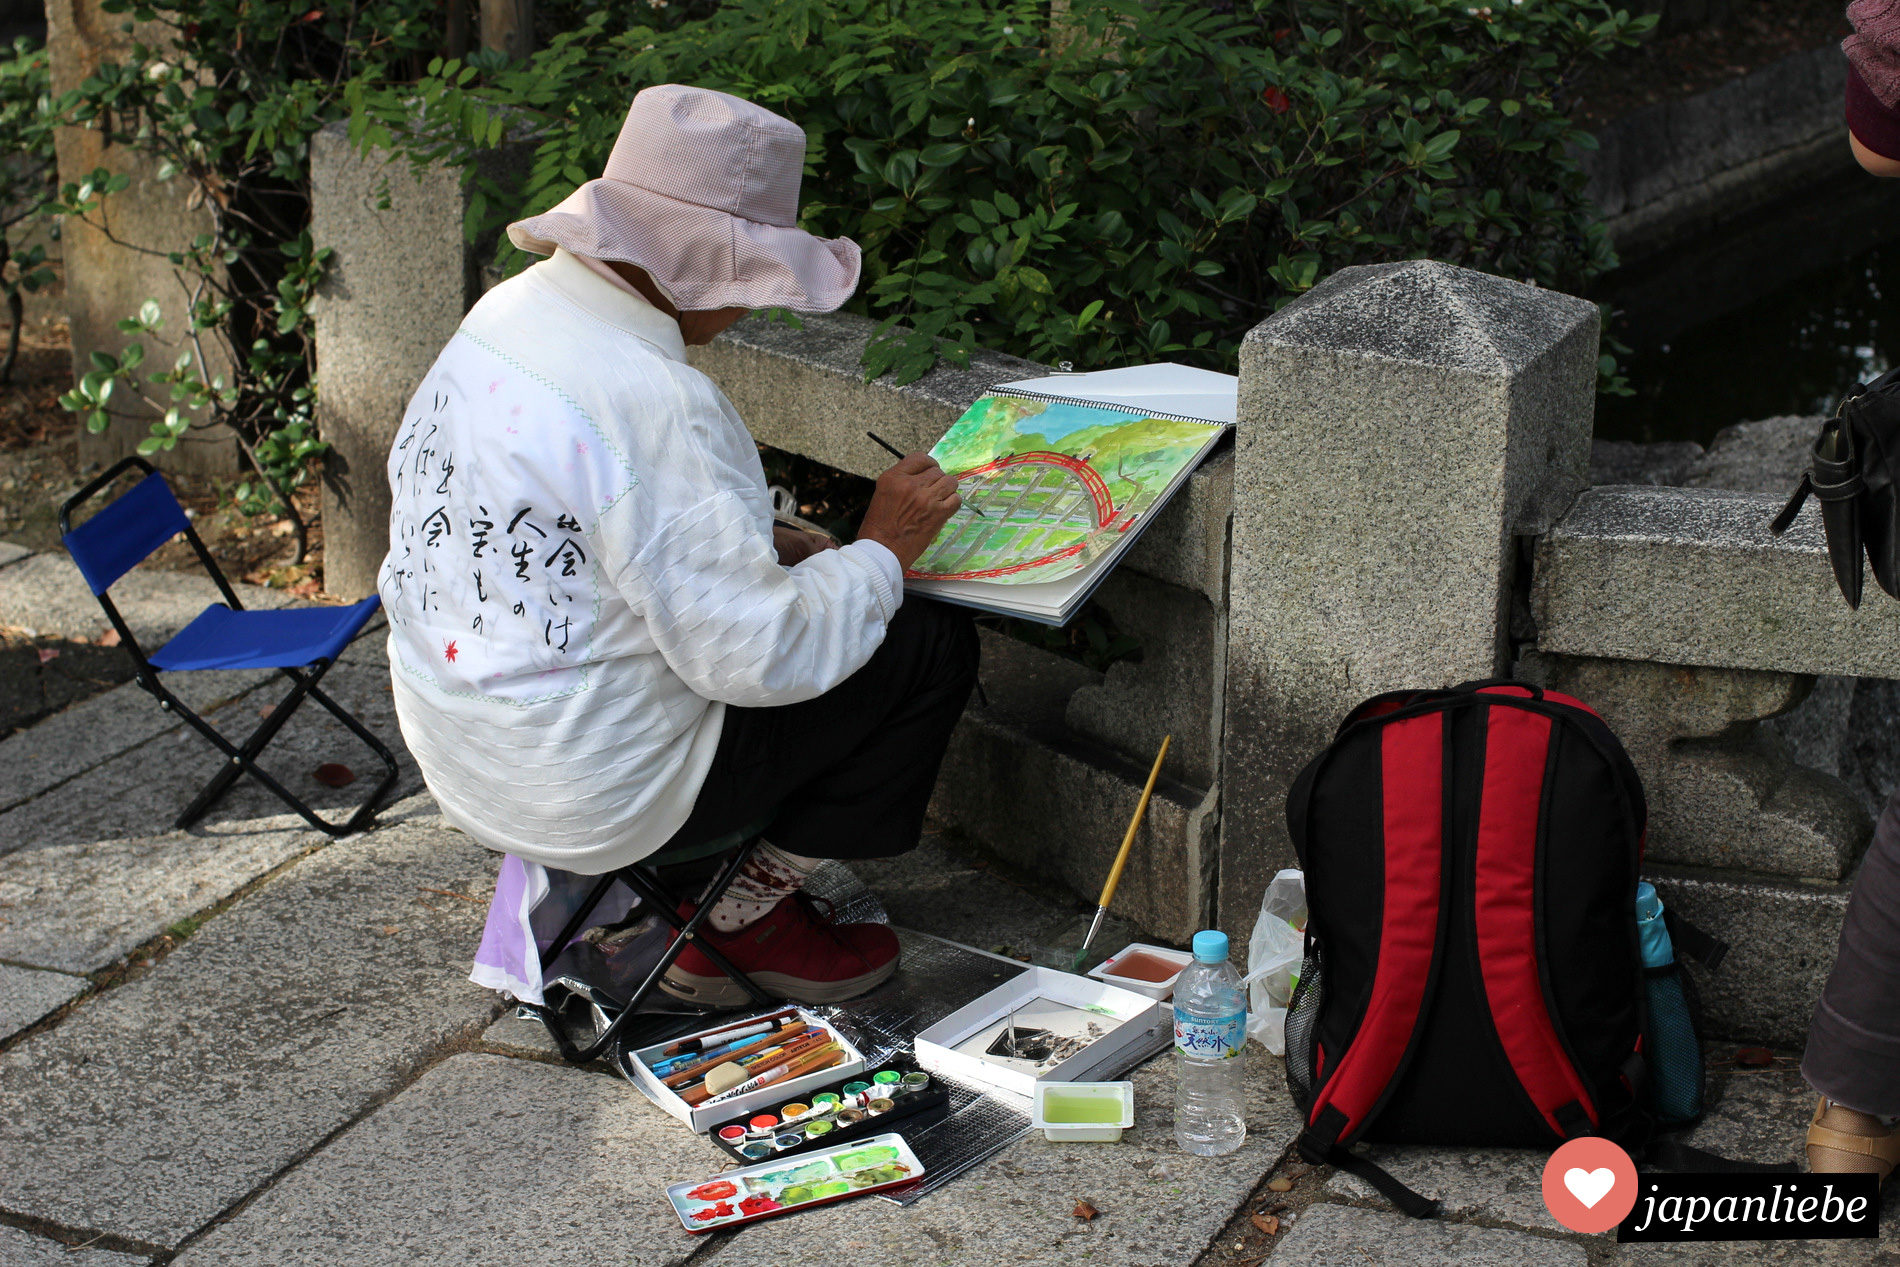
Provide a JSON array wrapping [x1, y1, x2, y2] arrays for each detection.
[[1564, 1166, 1616, 1209]]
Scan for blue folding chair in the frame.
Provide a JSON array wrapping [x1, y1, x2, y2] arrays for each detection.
[[59, 457, 399, 837]]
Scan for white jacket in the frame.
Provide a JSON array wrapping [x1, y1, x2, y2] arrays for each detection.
[[379, 249, 902, 872]]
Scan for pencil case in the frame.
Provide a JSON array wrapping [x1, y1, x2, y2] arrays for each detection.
[[705, 1060, 949, 1164]]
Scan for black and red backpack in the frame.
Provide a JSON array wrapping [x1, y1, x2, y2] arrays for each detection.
[[1282, 681, 1653, 1216]]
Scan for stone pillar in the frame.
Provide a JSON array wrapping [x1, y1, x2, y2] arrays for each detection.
[[44, 0, 236, 472], [1217, 260, 1599, 934], [309, 121, 529, 598]]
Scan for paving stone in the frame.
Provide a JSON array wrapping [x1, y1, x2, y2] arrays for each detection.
[[0, 668, 270, 814], [0, 963, 87, 1040], [171, 1053, 705, 1266], [478, 1009, 565, 1059], [0, 1224, 150, 1265], [1270, 1203, 1587, 1266], [699, 1043, 1302, 1267], [0, 540, 30, 568], [0, 664, 423, 974], [0, 816, 501, 1248], [1327, 1146, 1561, 1233], [0, 551, 294, 647]]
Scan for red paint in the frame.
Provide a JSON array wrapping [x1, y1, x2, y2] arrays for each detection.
[[687, 1180, 737, 1201], [443, 639, 459, 662], [691, 1201, 735, 1222], [739, 1194, 780, 1215], [1105, 951, 1185, 983]]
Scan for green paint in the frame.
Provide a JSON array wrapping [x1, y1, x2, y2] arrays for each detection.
[[1041, 1091, 1125, 1124]]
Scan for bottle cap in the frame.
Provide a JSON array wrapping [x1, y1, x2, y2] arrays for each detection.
[[1192, 929, 1229, 963]]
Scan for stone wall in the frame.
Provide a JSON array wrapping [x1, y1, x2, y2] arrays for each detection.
[[1580, 43, 1852, 260]]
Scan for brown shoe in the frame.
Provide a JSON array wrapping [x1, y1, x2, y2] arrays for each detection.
[[1806, 1097, 1900, 1183]]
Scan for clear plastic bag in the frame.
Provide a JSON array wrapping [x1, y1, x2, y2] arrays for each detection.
[[1241, 868, 1306, 1054]]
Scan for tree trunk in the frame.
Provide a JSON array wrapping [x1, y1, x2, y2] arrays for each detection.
[[479, 0, 532, 60]]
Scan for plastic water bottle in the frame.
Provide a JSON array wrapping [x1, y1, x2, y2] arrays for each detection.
[[1173, 929, 1247, 1155], [1635, 881, 1673, 967]]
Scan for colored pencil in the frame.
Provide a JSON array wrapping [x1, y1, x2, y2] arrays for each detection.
[[695, 1042, 844, 1107], [683, 1035, 836, 1106], [659, 1008, 799, 1058], [675, 1030, 831, 1098], [661, 1022, 808, 1089]]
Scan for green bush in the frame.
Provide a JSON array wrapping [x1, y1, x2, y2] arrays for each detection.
[[354, 0, 1654, 385]]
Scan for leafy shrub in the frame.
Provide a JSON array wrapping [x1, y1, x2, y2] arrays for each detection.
[[46, 1, 447, 556], [354, 0, 1654, 385]]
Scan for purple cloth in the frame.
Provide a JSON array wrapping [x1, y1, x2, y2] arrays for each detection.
[[471, 854, 547, 1004], [1847, 1, 1900, 109]]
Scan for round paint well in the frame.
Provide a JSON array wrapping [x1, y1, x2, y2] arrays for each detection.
[[780, 1102, 809, 1119], [748, 1114, 779, 1132], [836, 1108, 865, 1126], [900, 1072, 931, 1093], [717, 1125, 747, 1142], [842, 1081, 871, 1098], [774, 1133, 803, 1149], [741, 1142, 774, 1160], [867, 1097, 894, 1115], [812, 1093, 841, 1108], [872, 1070, 901, 1086], [805, 1119, 834, 1138]]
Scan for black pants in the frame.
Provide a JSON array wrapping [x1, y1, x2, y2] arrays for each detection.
[[659, 597, 979, 862]]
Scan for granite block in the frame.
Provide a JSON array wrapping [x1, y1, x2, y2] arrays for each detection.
[[0, 816, 501, 1247]]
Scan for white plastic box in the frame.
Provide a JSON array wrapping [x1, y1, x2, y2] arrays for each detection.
[[624, 1008, 866, 1134], [913, 966, 1165, 1100], [1032, 1080, 1136, 1142]]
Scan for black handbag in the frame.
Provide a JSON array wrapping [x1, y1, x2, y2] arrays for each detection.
[[1772, 366, 1900, 609]]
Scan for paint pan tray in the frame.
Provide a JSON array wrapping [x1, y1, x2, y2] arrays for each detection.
[[705, 1059, 949, 1165], [665, 1132, 926, 1233]]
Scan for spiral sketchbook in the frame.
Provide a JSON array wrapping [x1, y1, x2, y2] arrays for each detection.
[[903, 362, 1237, 625]]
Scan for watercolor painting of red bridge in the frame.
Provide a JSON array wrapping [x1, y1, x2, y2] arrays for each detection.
[[905, 450, 1129, 582]]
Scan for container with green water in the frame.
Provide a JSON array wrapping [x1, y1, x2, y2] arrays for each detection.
[[1032, 1081, 1135, 1142]]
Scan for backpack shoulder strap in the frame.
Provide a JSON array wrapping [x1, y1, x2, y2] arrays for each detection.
[[1301, 710, 1448, 1150], [1471, 701, 1603, 1138]]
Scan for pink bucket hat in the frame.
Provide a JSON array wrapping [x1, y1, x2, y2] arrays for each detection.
[[507, 84, 860, 313]]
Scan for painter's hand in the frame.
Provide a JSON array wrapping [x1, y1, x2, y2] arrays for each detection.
[[773, 524, 837, 566], [858, 453, 961, 570]]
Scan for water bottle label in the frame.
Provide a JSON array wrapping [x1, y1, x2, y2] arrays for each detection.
[[1174, 1009, 1245, 1059]]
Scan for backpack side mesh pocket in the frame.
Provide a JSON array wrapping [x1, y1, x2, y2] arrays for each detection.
[[1283, 939, 1325, 1113], [1644, 962, 1705, 1127]]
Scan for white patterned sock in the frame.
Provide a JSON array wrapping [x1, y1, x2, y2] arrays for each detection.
[[707, 842, 822, 933]]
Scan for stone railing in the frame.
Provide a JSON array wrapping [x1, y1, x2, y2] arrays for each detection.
[[307, 132, 1873, 1046]]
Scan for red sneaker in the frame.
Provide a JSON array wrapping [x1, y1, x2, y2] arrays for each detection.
[[660, 893, 900, 1007]]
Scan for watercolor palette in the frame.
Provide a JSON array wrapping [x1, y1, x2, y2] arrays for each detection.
[[666, 1132, 926, 1233], [705, 1060, 950, 1164]]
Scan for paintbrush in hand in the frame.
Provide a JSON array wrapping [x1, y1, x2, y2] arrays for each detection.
[[866, 431, 985, 516]]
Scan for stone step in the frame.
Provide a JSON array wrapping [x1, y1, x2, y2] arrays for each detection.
[[928, 631, 1216, 947]]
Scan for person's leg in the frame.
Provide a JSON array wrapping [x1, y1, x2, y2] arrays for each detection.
[[660, 596, 979, 862], [656, 599, 978, 1004], [1802, 791, 1900, 1179]]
